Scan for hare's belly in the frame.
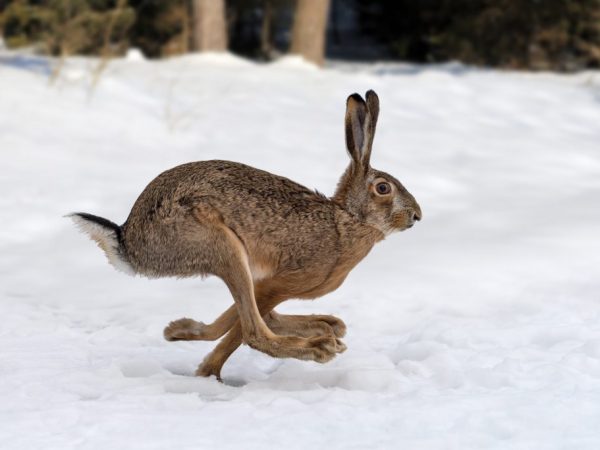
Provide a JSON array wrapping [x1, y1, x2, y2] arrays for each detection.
[[251, 257, 351, 300], [247, 233, 351, 299]]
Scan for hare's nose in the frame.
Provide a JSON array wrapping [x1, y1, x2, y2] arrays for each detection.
[[412, 205, 422, 222]]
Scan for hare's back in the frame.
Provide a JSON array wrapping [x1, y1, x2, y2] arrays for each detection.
[[130, 159, 331, 216], [122, 160, 340, 277]]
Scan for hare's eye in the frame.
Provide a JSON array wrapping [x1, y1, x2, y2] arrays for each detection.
[[376, 182, 391, 195]]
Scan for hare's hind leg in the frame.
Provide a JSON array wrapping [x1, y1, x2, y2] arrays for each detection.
[[199, 218, 344, 365], [163, 305, 237, 341], [163, 307, 345, 342], [196, 316, 348, 380], [196, 301, 347, 380], [265, 311, 347, 339]]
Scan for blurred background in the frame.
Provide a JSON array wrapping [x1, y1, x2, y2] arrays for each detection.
[[1, 0, 600, 70]]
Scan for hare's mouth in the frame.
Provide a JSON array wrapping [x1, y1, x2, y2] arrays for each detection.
[[391, 211, 416, 232]]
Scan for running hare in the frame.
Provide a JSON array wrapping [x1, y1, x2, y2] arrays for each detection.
[[70, 90, 421, 380]]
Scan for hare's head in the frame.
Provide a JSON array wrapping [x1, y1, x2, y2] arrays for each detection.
[[334, 90, 421, 235]]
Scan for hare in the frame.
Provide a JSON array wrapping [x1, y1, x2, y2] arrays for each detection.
[[70, 90, 421, 380]]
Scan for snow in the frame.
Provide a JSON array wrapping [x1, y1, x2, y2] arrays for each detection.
[[1, 50, 600, 449]]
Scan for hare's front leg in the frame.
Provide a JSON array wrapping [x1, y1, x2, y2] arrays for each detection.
[[163, 305, 237, 342], [196, 323, 243, 380]]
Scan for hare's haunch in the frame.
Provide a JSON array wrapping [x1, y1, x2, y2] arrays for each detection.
[[70, 91, 421, 380]]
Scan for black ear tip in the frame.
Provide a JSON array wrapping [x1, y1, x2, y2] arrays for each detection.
[[347, 93, 365, 105], [365, 90, 379, 100]]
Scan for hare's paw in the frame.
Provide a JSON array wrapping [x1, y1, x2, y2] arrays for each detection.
[[313, 315, 347, 338], [164, 318, 207, 341], [267, 313, 347, 339], [195, 361, 222, 381], [305, 335, 347, 363], [249, 334, 346, 363], [291, 334, 347, 363]]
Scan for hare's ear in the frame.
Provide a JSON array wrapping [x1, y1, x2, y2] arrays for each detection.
[[363, 90, 380, 165], [345, 93, 368, 168], [345, 91, 379, 171]]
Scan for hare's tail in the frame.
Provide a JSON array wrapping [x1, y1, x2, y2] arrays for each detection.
[[67, 212, 135, 275]]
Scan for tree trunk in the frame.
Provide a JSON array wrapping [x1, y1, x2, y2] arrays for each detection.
[[260, 0, 273, 59], [290, 0, 330, 66], [191, 0, 228, 52]]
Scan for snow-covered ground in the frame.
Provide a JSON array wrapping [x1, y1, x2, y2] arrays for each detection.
[[1, 51, 600, 449]]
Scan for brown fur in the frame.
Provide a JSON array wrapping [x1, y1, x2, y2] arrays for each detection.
[[71, 90, 421, 381]]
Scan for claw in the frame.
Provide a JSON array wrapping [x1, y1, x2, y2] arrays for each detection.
[[335, 338, 347, 353]]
